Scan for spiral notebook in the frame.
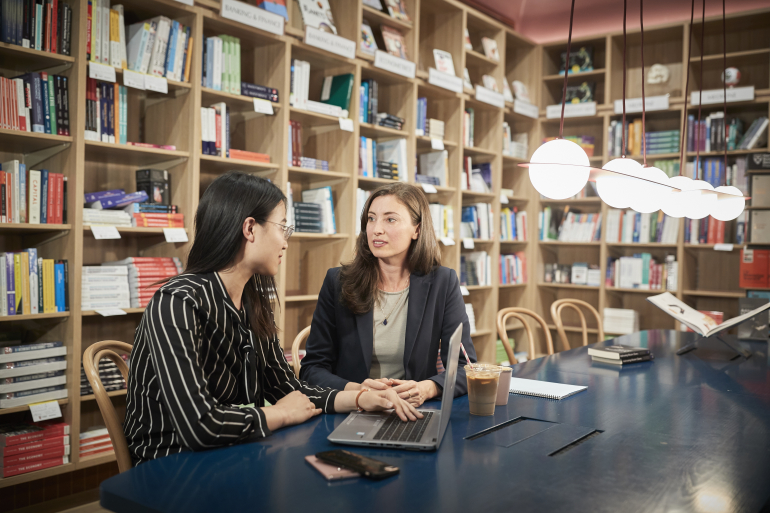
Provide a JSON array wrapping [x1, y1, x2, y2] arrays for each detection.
[[508, 377, 587, 400]]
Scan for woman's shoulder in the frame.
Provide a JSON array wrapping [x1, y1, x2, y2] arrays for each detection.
[[426, 265, 457, 282]]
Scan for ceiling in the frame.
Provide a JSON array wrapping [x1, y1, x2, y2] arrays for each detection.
[[471, 0, 770, 44]]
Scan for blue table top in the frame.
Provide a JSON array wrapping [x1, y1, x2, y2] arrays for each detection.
[[100, 330, 770, 513]]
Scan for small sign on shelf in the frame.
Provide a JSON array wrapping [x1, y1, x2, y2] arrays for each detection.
[[89, 62, 116, 82], [253, 99, 275, 115], [428, 68, 463, 93], [460, 286, 470, 296], [96, 308, 128, 317], [373, 50, 416, 79], [164, 228, 189, 243], [91, 226, 121, 239], [421, 183, 438, 194], [123, 69, 146, 90], [430, 138, 444, 150], [440, 237, 455, 246], [462, 238, 475, 249], [29, 400, 62, 422], [144, 75, 168, 94], [220, 0, 285, 36], [304, 26, 356, 60], [339, 117, 354, 132]]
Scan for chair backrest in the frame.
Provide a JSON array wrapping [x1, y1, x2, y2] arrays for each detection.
[[291, 326, 311, 378], [82, 341, 133, 473], [496, 308, 554, 364], [550, 299, 604, 350]]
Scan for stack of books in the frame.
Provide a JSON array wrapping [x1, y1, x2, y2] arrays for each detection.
[[543, 135, 595, 157], [290, 62, 346, 117], [465, 303, 477, 334], [79, 427, 113, 459], [603, 308, 639, 335], [460, 203, 493, 240], [82, 208, 132, 227], [417, 151, 448, 186], [202, 35, 242, 93], [543, 263, 575, 284], [84, 79, 127, 143], [460, 251, 491, 287], [200, 102, 228, 157], [81, 266, 130, 311], [103, 257, 183, 308], [80, 355, 128, 396], [1, 252, 69, 316], [686, 114, 768, 152], [605, 210, 679, 244], [288, 121, 329, 170], [375, 113, 404, 131], [0, 1, 73, 55], [1, 73, 71, 136], [608, 120, 680, 156], [415, 99, 446, 139], [500, 208, 526, 241], [0, 421, 71, 478], [291, 202, 323, 234], [588, 345, 653, 366], [428, 204, 454, 240], [606, 254, 676, 291], [539, 207, 602, 242], [0, 163, 67, 225], [359, 137, 398, 179], [375, 139, 407, 182], [502, 124, 528, 160], [120, 15, 194, 82], [500, 252, 527, 285], [0, 341, 67, 409]]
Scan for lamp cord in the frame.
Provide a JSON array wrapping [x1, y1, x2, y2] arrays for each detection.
[[621, 0, 627, 158], [559, 0, 577, 139], [640, 0, 646, 167], [695, 0, 705, 179], [722, 0, 727, 185], [679, 0, 696, 176]]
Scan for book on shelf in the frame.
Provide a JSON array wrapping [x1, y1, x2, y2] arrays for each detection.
[[463, 68, 472, 90], [202, 35, 241, 94], [256, 0, 288, 21], [463, 28, 473, 51], [740, 249, 769, 288], [500, 252, 527, 285], [381, 25, 408, 60], [321, 74, 354, 113], [239, 82, 279, 103], [463, 107, 474, 146], [606, 254, 676, 291], [84, 79, 125, 143], [602, 308, 639, 335], [375, 138, 408, 182], [432, 49, 455, 75], [684, 216, 731, 245], [460, 251, 491, 287], [384, 0, 410, 21], [539, 207, 601, 242], [502, 125, 528, 160], [1, 73, 70, 135], [648, 291, 770, 338], [200, 103, 230, 157], [88, 257, 182, 309], [480, 37, 499, 61], [120, 13, 193, 81], [502, 81, 514, 103], [559, 45, 593, 75], [606, 210, 679, 244], [1, 253, 67, 316], [428, 203, 454, 240], [544, 135, 594, 157], [360, 21, 378, 56], [1, 385, 67, 408], [500, 208, 526, 242], [289, 121, 329, 171], [418, 151, 448, 187], [460, 203, 493, 240], [481, 75, 499, 92], [359, 79, 379, 124], [0, 355, 67, 379], [297, 0, 337, 34], [80, 355, 128, 395], [1, 422, 70, 477], [292, 202, 323, 234], [750, 211, 770, 244], [688, 115, 768, 151], [301, 187, 336, 235], [608, 120, 680, 157], [290, 59, 310, 110], [79, 427, 114, 458], [0, 0, 72, 55]]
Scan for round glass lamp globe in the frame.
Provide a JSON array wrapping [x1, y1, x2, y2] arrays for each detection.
[[683, 180, 716, 220], [597, 158, 644, 209], [629, 166, 670, 213], [528, 139, 590, 200], [661, 175, 694, 218], [711, 186, 746, 221]]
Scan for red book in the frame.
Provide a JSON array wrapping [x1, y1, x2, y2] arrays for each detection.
[[80, 438, 112, 451], [2, 444, 69, 467], [716, 219, 725, 244], [0, 426, 44, 447], [134, 221, 185, 228], [32, 420, 70, 437], [51, 0, 58, 54], [215, 113, 222, 154], [56, 173, 64, 224], [2, 456, 69, 478], [740, 249, 770, 289], [80, 445, 114, 458], [0, 435, 70, 457], [9, 80, 18, 130], [44, 0, 53, 52], [706, 215, 716, 244], [129, 264, 180, 270], [86, 0, 92, 58], [133, 213, 185, 220], [124, 257, 177, 264], [46, 173, 55, 224]]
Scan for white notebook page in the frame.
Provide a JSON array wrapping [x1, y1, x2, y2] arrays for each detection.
[[508, 377, 587, 400]]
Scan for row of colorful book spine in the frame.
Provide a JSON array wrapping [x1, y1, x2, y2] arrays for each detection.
[[0, 162, 66, 225], [84, 78, 127, 143], [0, 252, 69, 316], [0, 73, 70, 135], [0, 421, 70, 477], [0, 0, 73, 55]]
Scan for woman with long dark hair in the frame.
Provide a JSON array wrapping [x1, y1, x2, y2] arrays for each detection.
[[300, 183, 476, 407], [123, 172, 420, 466]]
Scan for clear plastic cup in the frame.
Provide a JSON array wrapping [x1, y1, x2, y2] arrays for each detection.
[[465, 364, 502, 416], [495, 366, 512, 406]]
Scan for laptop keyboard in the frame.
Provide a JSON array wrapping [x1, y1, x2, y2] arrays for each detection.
[[373, 411, 434, 443]]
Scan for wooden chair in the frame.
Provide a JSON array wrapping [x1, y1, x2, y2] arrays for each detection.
[[82, 341, 133, 473], [496, 308, 554, 364], [550, 299, 604, 351], [291, 327, 311, 378]]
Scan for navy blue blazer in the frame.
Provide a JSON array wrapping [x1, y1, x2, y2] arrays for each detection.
[[299, 266, 476, 397]]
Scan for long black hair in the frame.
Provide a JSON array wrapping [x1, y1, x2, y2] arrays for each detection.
[[185, 171, 286, 339]]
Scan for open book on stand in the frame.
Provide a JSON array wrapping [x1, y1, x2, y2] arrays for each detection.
[[647, 292, 770, 338]]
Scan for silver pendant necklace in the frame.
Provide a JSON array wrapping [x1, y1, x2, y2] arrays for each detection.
[[378, 279, 409, 326]]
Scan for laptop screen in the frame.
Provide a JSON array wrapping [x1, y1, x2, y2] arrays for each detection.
[[436, 323, 463, 447]]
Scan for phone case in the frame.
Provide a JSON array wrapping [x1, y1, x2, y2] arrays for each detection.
[[305, 455, 360, 481], [316, 450, 400, 480]]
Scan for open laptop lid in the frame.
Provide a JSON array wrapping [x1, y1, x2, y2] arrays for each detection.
[[435, 323, 463, 448]]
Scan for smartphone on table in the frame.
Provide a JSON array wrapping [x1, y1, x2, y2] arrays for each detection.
[[315, 450, 400, 480], [305, 455, 360, 481]]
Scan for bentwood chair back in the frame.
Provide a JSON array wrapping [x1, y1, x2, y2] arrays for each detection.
[[82, 340, 133, 473], [291, 326, 311, 378], [550, 299, 604, 351], [496, 308, 554, 364]]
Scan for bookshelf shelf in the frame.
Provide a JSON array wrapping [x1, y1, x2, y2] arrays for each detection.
[[289, 107, 342, 126], [285, 295, 319, 303], [500, 240, 528, 246], [465, 285, 493, 291], [288, 167, 350, 181], [461, 190, 496, 201], [83, 226, 187, 237], [358, 176, 400, 187], [0, 129, 73, 154], [0, 42, 76, 70], [80, 390, 127, 402], [682, 290, 745, 298], [539, 241, 601, 246], [199, 155, 280, 174], [539, 197, 602, 205], [362, 5, 414, 31], [461, 146, 497, 158], [502, 155, 528, 166], [416, 136, 458, 148], [605, 287, 664, 295], [606, 243, 678, 249], [0, 399, 69, 417], [690, 48, 770, 62], [685, 149, 759, 157], [81, 308, 146, 316], [504, 196, 529, 204], [466, 238, 495, 244], [360, 123, 407, 138], [465, 49, 500, 67], [76, 451, 117, 470], [684, 244, 745, 250], [83, 140, 190, 166], [0, 223, 72, 233], [541, 69, 606, 82], [539, 283, 601, 290], [0, 312, 71, 322], [111, 67, 191, 93], [0, 463, 75, 488], [499, 283, 527, 289]]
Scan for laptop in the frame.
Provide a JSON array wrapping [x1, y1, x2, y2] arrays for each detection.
[[328, 323, 463, 451]]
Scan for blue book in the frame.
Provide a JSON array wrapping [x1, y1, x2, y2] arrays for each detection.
[[54, 262, 64, 312], [632, 213, 641, 242], [95, 190, 149, 209], [165, 21, 179, 78], [256, 0, 288, 21], [40, 169, 48, 224], [84, 189, 124, 203], [40, 75, 51, 134], [372, 139, 377, 177], [0, 341, 63, 353], [3, 253, 16, 315], [362, 81, 369, 123], [206, 38, 215, 89]]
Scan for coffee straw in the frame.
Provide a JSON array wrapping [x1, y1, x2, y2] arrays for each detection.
[[460, 343, 476, 371]]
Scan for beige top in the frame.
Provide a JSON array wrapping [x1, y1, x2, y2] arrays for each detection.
[[370, 287, 410, 380]]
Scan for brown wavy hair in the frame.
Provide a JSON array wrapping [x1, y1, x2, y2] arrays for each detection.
[[339, 183, 441, 314]]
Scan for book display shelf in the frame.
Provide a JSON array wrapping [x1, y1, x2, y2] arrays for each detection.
[[1, 0, 766, 504], [532, 8, 770, 351]]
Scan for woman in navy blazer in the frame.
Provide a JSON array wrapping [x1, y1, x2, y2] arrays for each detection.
[[300, 183, 476, 405]]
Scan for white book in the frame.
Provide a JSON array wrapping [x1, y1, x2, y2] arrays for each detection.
[[14, 79, 27, 133], [212, 37, 223, 91], [0, 375, 67, 394], [211, 102, 227, 157], [83, 266, 129, 275], [149, 17, 171, 77], [114, 5, 127, 68], [101, 0, 111, 64], [28, 170, 41, 224], [109, 10, 122, 68], [0, 347, 67, 364], [82, 283, 130, 293], [302, 187, 336, 234], [126, 22, 148, 71], [640, 213, 650, 243], [140, 20, 157, 74], [173, 29, 186, 82], [81, 300, 131, 310], [0, 360, 67, 379], [0, 388, 68, 409]]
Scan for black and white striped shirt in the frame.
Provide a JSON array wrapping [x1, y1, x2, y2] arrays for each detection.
[[123, 272, 338, 465]]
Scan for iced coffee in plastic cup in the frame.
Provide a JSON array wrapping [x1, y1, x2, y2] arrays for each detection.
[[465, 364, 502, 416]]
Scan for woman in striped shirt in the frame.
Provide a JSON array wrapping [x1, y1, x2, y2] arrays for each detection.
[[123, 172, 421, 466]]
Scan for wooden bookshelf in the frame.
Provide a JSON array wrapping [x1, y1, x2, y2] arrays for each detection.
[[1, 0, 767, 502]]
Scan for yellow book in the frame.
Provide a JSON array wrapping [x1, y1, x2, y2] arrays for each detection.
[[183, 36, 194, 83], [20, 252, 31, 316], [634, 119, 643, 156], [90, 0, 100, 62], [109, 9, 121, 68], [43, 259, 55, 314], [628, 122, 635, 156], [13, 254, 22, 314]]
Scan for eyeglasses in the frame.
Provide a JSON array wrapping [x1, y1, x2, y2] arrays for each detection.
[[266, 221, 294, 240]]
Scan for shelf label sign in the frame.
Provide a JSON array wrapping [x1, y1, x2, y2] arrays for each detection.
[[460, 286, 470, 296], [91, 226, 121, 239], [500, 194, 509, 204], [123, 69, 146, 90], [421, 183, 438, 194], [29, 400, 62, 422], [428, 68, 463, 93], [430, 138, 444, 150], [221, 0, 285, 36], [374, 50, 416, 79], [145, 75, 168, 94], [253, 99, 275, 115], [691, 86, 754, 105], [513, 100, 539, 119], [174, 0, 193, 5], [546, 101, 597, 119], [462, 238, 475, 249], [304, 26, 356, 60], [96, 308, 128, 316], [164, 228, 189, 243], [713, 243, 734, 252], [339, 117, 354, 132], [475, 85, 505, 108], [614, 95, 669, 114], [440, 237, 455, 246], [89, 62, 116, 82]]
